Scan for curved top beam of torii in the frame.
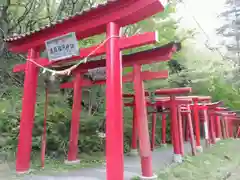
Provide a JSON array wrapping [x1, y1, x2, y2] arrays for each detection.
[[5, 0, 167, 52], [13, 31, 160, 73], [123, 87, 192, 98]]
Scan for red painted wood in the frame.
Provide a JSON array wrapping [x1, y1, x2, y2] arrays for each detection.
[[224, 116, 229, 138], [209, 114, 216, 144], [203, 108, 210, 147], [124, 98, 192, 108], [192, 99, 201, 148], [178, 107, 184, 156], [205, 101, 223, 109], [72, 42, 175, 72], [176, 96, 211, 102], [215, 115, 222, 139], [140, 71, 169, 81], [184, 114, 189, 142], [105, 22, 124, 180], [16, 49, 39, 173], [133, 64, 153, 177], [203, 106, 211, 147], [155, 87, 192, 95], [8, 0, 165, 52], [236, 126, 240, 138], [124, 94, 210, 101], [61, 70, 168, 88], [228, 117, 233, 138], [62, 71, 167, 88], [186, 105, 196, 156], [215, 107, 228, 111], [14, 43, 176, 74], [221, 116, 227, 139], [155, 99, 192, 106], [67, 74, 82, 161], [131, 104, 138, 150], [161, 114, 167, 145], [151, 112, 157, 151], [13, 32, 158, 72], [170, 96, 181, 156]]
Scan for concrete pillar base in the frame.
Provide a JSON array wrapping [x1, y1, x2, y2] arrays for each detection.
[[16, 170, 30, 175], [173, 154, 183, 163], [139, 174, 158, 180], [129, 149, 138, 156], [161, 143, 167, 147], [196, 146, 203, 153], [64, 159, 80, 165], [215, 138, 221, 142]]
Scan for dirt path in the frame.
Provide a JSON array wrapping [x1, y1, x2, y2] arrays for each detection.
[[22, 142, 196, 180]]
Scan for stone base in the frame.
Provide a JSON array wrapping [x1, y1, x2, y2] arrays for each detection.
[[196, 146, 203, 153], [129, 149, 138, 156], [139, 174, 158, 180], [173, 154, 182, 163], [215, 138, 221, 142], [161, 143, 167, 147], [16, 170, 30, 175], [64, 159, 80, 165]]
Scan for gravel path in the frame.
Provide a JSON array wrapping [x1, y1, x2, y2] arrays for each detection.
[[24, 141, 201, 180]]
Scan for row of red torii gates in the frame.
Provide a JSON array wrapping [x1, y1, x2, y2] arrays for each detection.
[[4, 0, 240, 180]]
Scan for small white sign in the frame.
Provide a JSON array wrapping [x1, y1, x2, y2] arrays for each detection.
[[45, 32, 79, 61]]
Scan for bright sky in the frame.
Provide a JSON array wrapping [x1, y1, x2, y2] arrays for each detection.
[[177, 0, 226, 46]]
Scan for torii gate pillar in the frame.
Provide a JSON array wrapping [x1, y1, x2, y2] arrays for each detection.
[[170, 96, 182, 163], [161, 113, 167, 146], [133, 64, 156, 179], [65, 73, 82, 164], [16, 49, 39, 173], [105, 22, 124, 180], [215, 115, 222, 141], [209, 114, 216, 144], [130, 103, 138, 156], [151, 112, 157, 151], [192, 98, 202, 152]]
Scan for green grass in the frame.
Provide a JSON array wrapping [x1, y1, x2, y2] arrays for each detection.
[[0, 151, 105, 179], [31, 152, 105, 174], [157, 139, 240, 180]]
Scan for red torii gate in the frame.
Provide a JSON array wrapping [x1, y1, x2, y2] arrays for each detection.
[[5, 1, 169, 179], [182, 96, 212, 152], [233, 117, 240, 138], [164, 96, 211, 152], [150, 95, 211, 154], [124, 87, 192, 163], [179, 105, 197, 156], [207, 108, 240, 139], [124, 96, 194, 154], [152, 98, 194, 157], [61, 69, 169, 158], [186, 100, 219, 148], [203, 101, 224, 144], [213, 110, 237, 139], [224, 110, 240, 138]]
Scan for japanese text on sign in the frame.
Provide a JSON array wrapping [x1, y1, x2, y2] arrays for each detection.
[[45, 32, 79, 61]]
